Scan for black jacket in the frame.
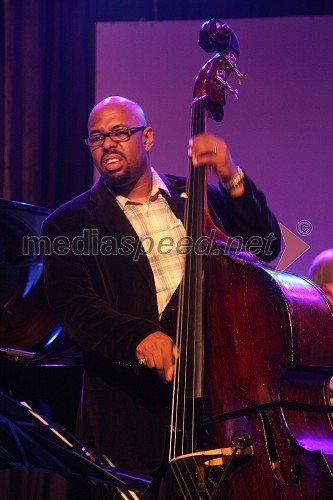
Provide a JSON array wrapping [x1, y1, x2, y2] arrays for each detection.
[[41, 173, 281, 473]]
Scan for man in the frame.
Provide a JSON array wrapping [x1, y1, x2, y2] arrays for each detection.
[[308, 250, 333, 405], [308, 249, 333, 305], [42, 96, 281, 498]]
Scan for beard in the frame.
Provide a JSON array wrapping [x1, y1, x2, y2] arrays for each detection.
[[101, 165, 132, 192]]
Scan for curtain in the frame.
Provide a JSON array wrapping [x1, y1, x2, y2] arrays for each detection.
[[0, 1, 95, 498], [0, 0, 95, 208]]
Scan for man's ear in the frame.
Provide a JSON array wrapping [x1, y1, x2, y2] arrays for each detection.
[[144, 127, 154, 151]]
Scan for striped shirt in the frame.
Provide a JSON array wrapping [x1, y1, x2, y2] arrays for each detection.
[[115, 168, 186, 317]]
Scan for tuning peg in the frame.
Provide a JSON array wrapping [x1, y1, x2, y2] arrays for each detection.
[[225, 56, 248, 85], [235, 68, 248, 86], [214, 75, 239, 99]]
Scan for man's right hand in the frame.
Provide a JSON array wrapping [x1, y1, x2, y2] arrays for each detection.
[[136, 331, 179, 382]]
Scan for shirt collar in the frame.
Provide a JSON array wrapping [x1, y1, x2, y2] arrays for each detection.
[[105, 167, 171, 211], [151, 167, 171, 197]]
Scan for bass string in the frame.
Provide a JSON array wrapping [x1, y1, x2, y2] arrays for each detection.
[[183, 97, 201, 461], [169, 166, 197, 498], [190, 97, 212, 498], [169, 97, 210, 498], [170, 98, 193, 454]]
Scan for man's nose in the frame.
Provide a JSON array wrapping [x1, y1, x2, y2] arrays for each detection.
[[103, 134, 118, 150]]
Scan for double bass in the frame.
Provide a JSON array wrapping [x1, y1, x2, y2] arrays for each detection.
[[168, 19, 333, 499]]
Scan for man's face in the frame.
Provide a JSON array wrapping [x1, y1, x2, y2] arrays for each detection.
[[87, 102, 153, 193]]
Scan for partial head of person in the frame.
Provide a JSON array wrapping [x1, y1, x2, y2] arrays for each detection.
[[85, 96, 154, 195], [308, 249, 333, 305]]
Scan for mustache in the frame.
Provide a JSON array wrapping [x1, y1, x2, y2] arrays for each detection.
[[102, 148, 126, 161]]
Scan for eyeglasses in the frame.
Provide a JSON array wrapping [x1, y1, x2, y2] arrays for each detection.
[[85, 126, 146, 148]]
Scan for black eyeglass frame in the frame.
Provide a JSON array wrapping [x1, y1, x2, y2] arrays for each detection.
[[85, 126, 146, 148]]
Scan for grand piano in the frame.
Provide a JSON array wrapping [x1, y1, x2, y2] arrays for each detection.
[[0, 198, 84, 498], [0, 197, 83, 431]]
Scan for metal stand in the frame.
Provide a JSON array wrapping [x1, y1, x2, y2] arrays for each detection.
[[0, 391, 151, 497]]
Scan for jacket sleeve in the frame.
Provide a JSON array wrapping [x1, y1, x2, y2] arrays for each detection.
[[207, 174, 281, 262], [41, 217, 162, 368]]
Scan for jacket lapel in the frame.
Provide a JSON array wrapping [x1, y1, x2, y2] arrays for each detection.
[[89, 179, 155, 293], [158, 173, 186, 222]]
